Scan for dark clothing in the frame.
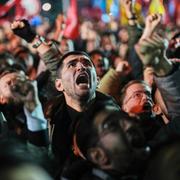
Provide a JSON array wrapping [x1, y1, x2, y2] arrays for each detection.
[[61, 159, 138, 180], [47, 91, 120, 176], [155, 64, 180, 120], [0, 108, 49, 147], [149, 115, 180, 149], [127, 24, 143, 80]]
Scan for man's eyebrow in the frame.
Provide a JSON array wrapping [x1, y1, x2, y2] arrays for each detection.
[[66, 59, 77, 65], [66, 57, 91, 64], [64, 59, 78, 67]]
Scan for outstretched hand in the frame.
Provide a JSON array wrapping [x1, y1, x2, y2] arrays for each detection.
[[116, 60, 132, 75], [11, 77, 40, 112], [135, 34, 172, 76], [140, 13, 162, 41], [136, 34, 167, 65], [11, 19, 36, 43], [121, 0, 134, 17]]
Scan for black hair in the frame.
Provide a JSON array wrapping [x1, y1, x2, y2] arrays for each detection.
[[56, 51, 92, 77], [0, 52, 26, 76], [88, 49, 106, 58]]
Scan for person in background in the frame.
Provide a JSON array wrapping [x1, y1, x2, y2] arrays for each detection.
[[62, 101, 142, 179], [89, 49, 110, 80], [11, 19, 120, 178]]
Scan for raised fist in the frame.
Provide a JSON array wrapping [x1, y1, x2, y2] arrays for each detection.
[[11, 19, 36, 43]]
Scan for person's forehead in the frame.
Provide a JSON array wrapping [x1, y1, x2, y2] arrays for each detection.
[[0, 72, 18, 80], [92, 54, 103, 61], [126, 83, 150, 94], [0, 71, 25, 82], [63, 54, 91, 63], [94, 107, 118, 128]]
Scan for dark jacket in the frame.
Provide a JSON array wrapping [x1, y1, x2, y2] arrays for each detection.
[[46, 91, 120, 176]]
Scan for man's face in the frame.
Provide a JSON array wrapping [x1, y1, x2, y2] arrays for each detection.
[[56, 54, 98, 101], [91, 54, 109, 79], [122, 83, 153, 115], [0, 72, 26, 105], [93, 108, 132, 171]]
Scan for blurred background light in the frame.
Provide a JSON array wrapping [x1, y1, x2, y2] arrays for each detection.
[[42, 2, 51, 11]]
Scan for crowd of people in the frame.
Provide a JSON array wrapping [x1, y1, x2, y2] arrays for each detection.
[[0, 0, 180, 179]]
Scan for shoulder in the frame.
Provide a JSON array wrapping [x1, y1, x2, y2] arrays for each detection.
[[44, 93, 65, 119], [95, 91, 120, 109]]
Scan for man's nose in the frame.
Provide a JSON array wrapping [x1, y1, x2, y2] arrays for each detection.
[[77, 62, 86, 70], [141, 93, 148, 101]]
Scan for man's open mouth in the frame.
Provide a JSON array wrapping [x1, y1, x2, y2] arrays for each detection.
[[76, 74, 89, 85], [142, 102, 152, 111]]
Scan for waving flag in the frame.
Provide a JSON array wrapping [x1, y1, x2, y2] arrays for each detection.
[[149, 0, 165, 15], [63, 0, 79, 40], [0, 0, 41, 25]]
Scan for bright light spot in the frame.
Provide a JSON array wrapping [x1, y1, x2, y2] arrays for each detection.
[[42, 3, 51, 11], [101, 14, 110, 23]]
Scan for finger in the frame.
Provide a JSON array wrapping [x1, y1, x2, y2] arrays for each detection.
[[150, 13, 159, 21], [152, 34, 168, 48], [11, 20, 24, 29], [156, 13, 162, 21]]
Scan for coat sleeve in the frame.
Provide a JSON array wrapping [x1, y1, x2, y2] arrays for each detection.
[[97, 68, 122, 104], [155, 65, 180, 119], [40, 43, 62, 82]]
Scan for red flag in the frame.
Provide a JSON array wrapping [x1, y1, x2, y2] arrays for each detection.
[[63, 0, 79, 40], [0, 0, 21, 17]]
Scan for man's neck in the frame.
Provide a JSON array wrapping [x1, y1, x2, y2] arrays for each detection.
[[64, 93, 96, 112]]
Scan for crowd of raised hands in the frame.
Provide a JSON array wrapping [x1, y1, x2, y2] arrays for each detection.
[[0, 0, 180, 179]]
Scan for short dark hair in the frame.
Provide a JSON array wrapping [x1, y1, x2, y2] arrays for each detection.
[[88, 49, 105, 58], [120, 80, 152, 106], [56, 51, 92, 77], [0, 52, 26, 77]]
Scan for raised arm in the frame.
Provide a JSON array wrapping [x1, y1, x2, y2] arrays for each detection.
[[121, 0, 137, 26], [139, 13, 162, 42], [11, 20, 52, 55], [135, 33, 172, 76], [11, 19, 62, 81], [11, 77, 49, 146]]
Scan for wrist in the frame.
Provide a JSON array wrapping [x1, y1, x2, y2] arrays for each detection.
[[127, 13, 137, 25], [154, 57, 173, 76], [127, 12, 136, 19], [141, 28, 152, 40], [31, 35, 52, 49]]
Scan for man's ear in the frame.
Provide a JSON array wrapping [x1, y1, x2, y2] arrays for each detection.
[[0, 95, 7, 104], [88, 147, 108, 166], [97, 76, 100, 84], [96, 76, 100, 88], [55, 79, 64, 92]]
